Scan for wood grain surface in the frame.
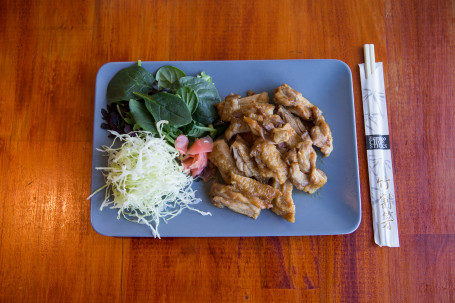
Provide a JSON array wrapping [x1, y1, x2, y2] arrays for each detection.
[[1, 0, 454, 302]]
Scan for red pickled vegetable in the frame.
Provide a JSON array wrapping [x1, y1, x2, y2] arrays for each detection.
[[186, 136, 213, 155], [175, 134, 189, 154], [176, 135, 213, 177]]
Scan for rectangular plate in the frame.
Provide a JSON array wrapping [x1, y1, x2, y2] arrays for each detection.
[[91, 60, 361, 237]]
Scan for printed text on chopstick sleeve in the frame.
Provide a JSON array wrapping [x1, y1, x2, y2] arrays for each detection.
[[366, 135, 390, 150]]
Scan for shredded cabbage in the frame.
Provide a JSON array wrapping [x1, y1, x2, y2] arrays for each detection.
[[88, 121, 211, 238]]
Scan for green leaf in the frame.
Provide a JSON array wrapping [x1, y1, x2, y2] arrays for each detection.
[[182, 121, 207, 138], [107, 65, 155, 102], [129, 99, 158, 133], [178, 76, 221, 125], [155, 66, 186, 89], [176, 87, 199, 114], [182, 121, 219, 138], [134, 92, 192, 127], [197, 71, 214, 84], [123, 112, 135, 125], [163, 124, 183, 139]]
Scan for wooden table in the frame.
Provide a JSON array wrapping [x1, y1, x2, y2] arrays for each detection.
[[1, 0, 454, 302]]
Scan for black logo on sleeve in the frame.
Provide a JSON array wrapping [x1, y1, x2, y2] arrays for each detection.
[[366, 135, 390, 150]]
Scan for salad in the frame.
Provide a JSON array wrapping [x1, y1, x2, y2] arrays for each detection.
[[90, 61, 225, 237]]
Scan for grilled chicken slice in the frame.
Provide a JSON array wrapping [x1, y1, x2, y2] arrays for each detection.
[[285, 132, 326, 193], [271, 123, 302, 148], [230, 136, 260, 177], [208, 139, 241, 183], [277, 106, 307, 136], [288, 162, 310, 191], [216, 93, 241, 122], [243, 116, 266, 138], [250, 138, 288, 184], [287, 155, 327, 194], [270, 126, 290, 145], [217, 92, 273, 123], [210, 182, 267, 219], [243, 113, 285, 141], [225, 118, 250, 141], [296, 133, 317, 173], [271, 180, 295, 223], [274, 84, 314, 121], [304, 167, 327, 194], [285, 148, 298, 164], [310, 107, 333, 157], [233, 103, 275, 119], [238, 91, 269, 105], [261, 114, 285, 131], [230, 172, 281, 203]]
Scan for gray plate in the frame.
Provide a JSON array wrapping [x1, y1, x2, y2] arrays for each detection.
[[90, 60, 361, 237]]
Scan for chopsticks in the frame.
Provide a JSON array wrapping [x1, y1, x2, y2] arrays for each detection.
[[364, 44, 376, 78], [359, 44, 400, 247]]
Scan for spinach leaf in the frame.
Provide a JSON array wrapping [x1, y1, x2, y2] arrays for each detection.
[[134, 92, 192, 127], [178, 76, 221, 125], [183, 121, 208, 138], [155, 66, 186, 89], [107, 65, 155, 102], [182, 121, 222, 138], [129, 99, 158, 134], [176, 87, 199, 114], [123, 112, 135, 125]]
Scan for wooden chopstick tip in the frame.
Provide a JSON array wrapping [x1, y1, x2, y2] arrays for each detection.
[[369, 44, 376, 75], [364, 44, 371, 78], [363, 44, 376, 78]]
